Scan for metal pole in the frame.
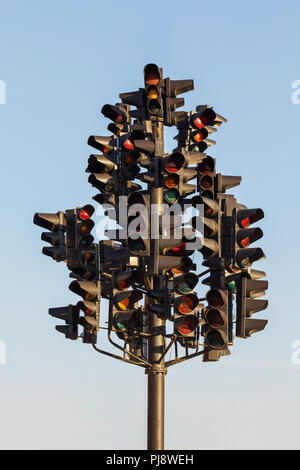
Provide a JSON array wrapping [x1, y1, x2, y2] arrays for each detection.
[[147, 178, 166, 450], [147, 363, 165, 449]]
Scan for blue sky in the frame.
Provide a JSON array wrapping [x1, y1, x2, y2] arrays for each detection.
[[0, 0, 300, 449]]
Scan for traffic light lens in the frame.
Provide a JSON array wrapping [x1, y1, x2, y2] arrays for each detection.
[[177, 281, 192, 294], [176, 316, 198, 335], [82, 250, 95, 262], [202, 190, 214, 200], [172, 241, 186, 255], [241, 237, 250, 247], [79, 205, 94, 220], [199, 158, 214, 175], [201, 175, 213, 189], [178, 294, 198, 314], [79, 210, 90, 220], [123, 137, 135, 151], [148, 99, 161, 114], [118, 298, 130, 310], [165, 174, 179, 188], [165, 153, 184, 173], [116, 321, 126, 331], [238, 209, 264, 227], [192, 116, 204, 129], [115, 114, 123, 123], [147, 85, 159, 99], [206, 289, 224, 308], [241, 217, 249, 227], [124, 165, 140, 180], [79, 220, 93, 234], [124, 151, 139, 165], [171, 257, 193, 275], [206, 330, 225, 349], [201, 108, 216, 125], [144, 64, 160, 85], [206, 309, 224, 328], [164, 189, 179, 203], [192, 129, 208, 142], [118, 279, 130, 290], [198, 158, 214, 175], [79, 236, 92, 249]]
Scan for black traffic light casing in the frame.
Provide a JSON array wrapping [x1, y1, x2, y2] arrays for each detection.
[[173, 273, 202, 347], [232, 204, 265, 270], [127, 191, 150, 257], [202, 288, 229, 352], [164, 78, 194, 126], [69, 278, 101, 343], [49, 304, 79, 340], [65, 205, 95, 270], [33, 211, 66, 262], [109, 274, 143, 339], [162, 150, 205, 204], [236, 276, 268, 338], [144, 63, 164, 118]]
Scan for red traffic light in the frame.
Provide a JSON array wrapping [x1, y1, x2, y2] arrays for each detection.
[[79, 205, 94, 221], [165, 153, 185, 173], [237, 208, 264, 228], [144, 63, 160, 85], [177, 293, 199, 314], [175, 315, 199, 336], [101, 104, 127, 124]]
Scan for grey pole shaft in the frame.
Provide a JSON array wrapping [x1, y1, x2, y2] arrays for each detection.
[[147, 364, 165, 449], [147, 185, 166, 450]]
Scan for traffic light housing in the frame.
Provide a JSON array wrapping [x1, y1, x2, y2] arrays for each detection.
[[33, 211, 66, 262], [49, 304, 79, 340], [236, 276, 268, 338], [232, 205, 265, 270], [202, 288, 229, 351]]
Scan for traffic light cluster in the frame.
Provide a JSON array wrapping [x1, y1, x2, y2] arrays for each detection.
[[34, 205, 100, 343], [33, 63, 268, 367]]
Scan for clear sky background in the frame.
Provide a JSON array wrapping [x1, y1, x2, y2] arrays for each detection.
[[0, 0, 299, 450]]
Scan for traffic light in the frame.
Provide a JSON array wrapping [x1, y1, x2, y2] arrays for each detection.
[[164, 77, 194, 126], [236, 275, 268, 338], [69, 278, 100, 343], [127, 191, 150, 256], [191, 193, 219, 259], [144, 63, 163, 117], [101, 103, 128, 124], [48, 304, 79, 340], [65, 205, 95, 270], [86, 151, 118, 196], [173, 272, 201, 345], [121, 129, 155, 156], [190, 106, 227, 130], [232, 204, 265, 270], [75, 205, 95, 250], [33, 211, 66, 262], [162, 151, 201, 204], [88, 135, 117, 155], [202, 288, 229, 351], [109, 273, 143, 339]]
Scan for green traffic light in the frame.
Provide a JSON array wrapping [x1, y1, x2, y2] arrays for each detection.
[[164, 188, 179, 203]]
